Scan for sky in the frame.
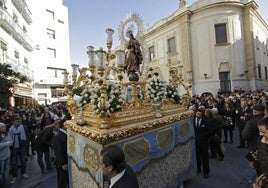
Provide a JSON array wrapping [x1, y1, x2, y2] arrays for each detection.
[[64, 0, 268, 67]]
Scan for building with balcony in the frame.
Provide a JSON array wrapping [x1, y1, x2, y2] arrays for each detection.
[[0, 0, 34, 106], [28, 0, 70, 105], [144, 0, 268, 96]]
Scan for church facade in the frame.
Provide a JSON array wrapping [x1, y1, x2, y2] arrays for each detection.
[[144, 0, 268, 96]]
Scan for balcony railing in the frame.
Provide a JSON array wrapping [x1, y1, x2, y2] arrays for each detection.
[[2, 56, 34, 81], [0, 8, 17, 33], [0, 8, 33, 51], [12, 0, 32, 24], [13, 24, 33, 51]]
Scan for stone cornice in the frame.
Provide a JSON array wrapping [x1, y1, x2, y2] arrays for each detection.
[[192, 1, 244, 15], [144, 10, 192, 37]]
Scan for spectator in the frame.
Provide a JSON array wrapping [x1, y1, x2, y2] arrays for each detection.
[[100, 145, 139, 188], [236, 99, 252, 148], [253, 117, 268, 176], [193, 109, 210, 178], [21, 114, 31, 157], [52, 118, 69, 188], [0, 123, 12, 188], [9, 115, 29, 184], [26, 113, 37, 156], [211, 108, 225, 160], [0, 110, 7, 124], [242, 104, 265, 152], [40, 111, 54, 130], [33, 121, 57, 174], [222, 102, 236, 144]]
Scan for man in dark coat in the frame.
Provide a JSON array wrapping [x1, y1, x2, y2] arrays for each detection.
[[100, 145, 139, 188], [52, 118, 68, 188], [193, 109, 210, 178], [34, 125, 54, 173], [242, 104, 265, 151], [236, 99, 252, 148], [254, 117, 268, 176]]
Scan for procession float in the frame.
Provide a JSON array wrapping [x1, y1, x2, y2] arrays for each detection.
[[63, 13, 195, 188]]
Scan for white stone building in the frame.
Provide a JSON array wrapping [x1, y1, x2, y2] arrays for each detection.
[[28, 0, 70, 105], [144, 0, 268, 96], [0, 0, 70, 106], [0, 0, 34, 106]]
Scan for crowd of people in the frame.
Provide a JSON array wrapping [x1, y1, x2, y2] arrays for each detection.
[[0, 103, 71, 188], [189, 89, 268, 187], [1, 89, 268, 187]]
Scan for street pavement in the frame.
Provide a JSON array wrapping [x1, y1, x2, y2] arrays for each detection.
[[184, 128, 256, 188], [7, 154, 57, 188], [6, 128, 256, 188]]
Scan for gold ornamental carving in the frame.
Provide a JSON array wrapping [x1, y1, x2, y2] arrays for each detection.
[[83, 144, 100, 172]]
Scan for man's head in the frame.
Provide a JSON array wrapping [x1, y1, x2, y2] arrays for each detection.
[[53, 118, 68, 130], [240, 99, 248, 108], [258, 117, 268, 142], [100, 145, 126, 178], [253, 104, 265, 116], [0, 122, 6, 132], [12, 115, 21, 127], [195, 109, 204, 119]]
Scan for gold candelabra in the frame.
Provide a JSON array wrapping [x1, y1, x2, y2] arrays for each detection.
[[63, 28, 126, 128], [166, 53, 192, 107]]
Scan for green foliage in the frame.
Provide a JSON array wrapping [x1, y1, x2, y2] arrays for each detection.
[[0, 63, 29, 108]]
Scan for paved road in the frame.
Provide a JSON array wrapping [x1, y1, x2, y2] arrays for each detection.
[[7, 154, 57, 188], [184, 128, 256, 188], [6, 128, 256, 188]]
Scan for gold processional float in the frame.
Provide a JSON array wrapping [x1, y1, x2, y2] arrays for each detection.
[[62, 33, 193, 145], [62, 12, 195, 188]]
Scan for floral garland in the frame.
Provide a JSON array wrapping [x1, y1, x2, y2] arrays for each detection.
[[77, 81, 124, 114], [146, 73, 167, 102]]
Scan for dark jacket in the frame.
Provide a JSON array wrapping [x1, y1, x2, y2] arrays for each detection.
[[242, 113, 264, 151], [111, 165, 139, 188], [236, 106, 252, 126], [52, 130, 67, 168], [212, 114, 224, 138], [34, 126, 54, 152], [193, 117, 209, 146], [256, 142, 268, 176]]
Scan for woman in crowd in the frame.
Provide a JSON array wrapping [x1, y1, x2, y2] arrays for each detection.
[[40, 111, 54, 130]]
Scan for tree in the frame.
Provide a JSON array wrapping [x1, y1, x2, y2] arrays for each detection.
[[0, 63, 29, 108]]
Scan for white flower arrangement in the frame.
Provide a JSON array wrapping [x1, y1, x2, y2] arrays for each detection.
[[146, 73, 167, 102], [166, 84, 181, 104], [77, 81, 124, 114]]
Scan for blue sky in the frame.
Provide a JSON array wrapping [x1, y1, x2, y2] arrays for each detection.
[[64, 0, 268, 67]]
